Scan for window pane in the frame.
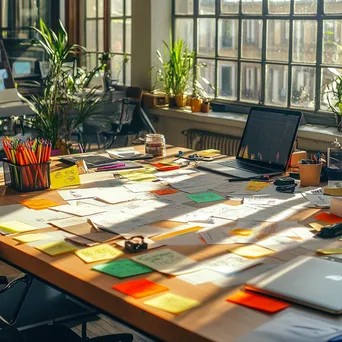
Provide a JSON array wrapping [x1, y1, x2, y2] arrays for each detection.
[[175, 0, 194, 14], [199, 0, 215, 14], [126, 0, 132, 16], [241, 62, 261, 103], [86, 21, 96, 51], [242, 20, 263, 60], [98, 20, 103, 52], [242, 0, 262, 14], [1, 0, 9, 27], [294, 0, 317, 14], [268, 0, 290, 14], [125, 19, 132, 54], [221, 0, 239, 14], [218, 19, 238, 57], [197, 59, 215, 98], [291, 66, 315, 109], [111, 55, 124, 84], [197, 19, 216, 57], [323, 20, 342, 65], [86, 0, 96, 18], [175, 19, 194, 50], [217, 61, 237, 100], [111, 19, 123, 53], [325, 0, 342, 13], [293, 20, 317, 63], [98, 0, 104, 17], [87, 53, 98, 71], [111, 0, 123, 16], [267, 20, 289, 61], [125, 58, 131, 85], [320, 68, 342, 110], [265, 64, 288, 106]]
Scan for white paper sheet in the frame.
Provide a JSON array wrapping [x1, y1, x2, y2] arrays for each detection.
[[49, 216, 88, 228], [170, 174, 224, 190], [199, 225, 236, 245], [21, 209, 72, 229], [58, 188, 98, 201], [28, 231, 75, 247], [153, 231, 206, 247], [67, 199, 109, 207], [51, 204, 107, 217], [256, 236, 300, 252], [96, 188, 137, 204], [177, 269, 225, 285], [124, 182, 169, 193], [302, 193, 332, 208]]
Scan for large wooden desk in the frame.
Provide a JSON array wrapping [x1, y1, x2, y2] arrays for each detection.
[[0, 146, 341, 342]]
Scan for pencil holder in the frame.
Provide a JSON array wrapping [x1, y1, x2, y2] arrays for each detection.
[[3, 160, 51, 192], [298, 162, 322, 187]]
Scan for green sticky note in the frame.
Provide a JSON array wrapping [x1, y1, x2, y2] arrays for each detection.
[[187, 192, 225, 203], [92, 259, 153, 278]]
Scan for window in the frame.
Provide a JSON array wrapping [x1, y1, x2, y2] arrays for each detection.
[[173, 0, 342, 117], [84, 0, 131, 85]]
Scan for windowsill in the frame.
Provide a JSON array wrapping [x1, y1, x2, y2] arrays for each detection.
[[148, 107, 342, 144]]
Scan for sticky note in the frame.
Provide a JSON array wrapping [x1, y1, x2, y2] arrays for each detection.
[[144, 293, 200, 315], [20, 199, 59, 210], [316, 248, 342, 255], [187, 192, 225, 203], [152, 188, 179, 195], [0, 221, 38, 234], [13, 233, 47, 243], [231, 228, 253, 236], [244, 181, 270, 192], [314, 212, 342, 224], [75, 244, 123, 263], [228, 245, 274, 259], [93, 259, 153, 278], [35, 241, 78, 256], [309, 222, 325, 231], [50, 165, 81, 189], [113, 279, 169, 299], [226, 291, 290, 313], [152, 226, 202, 241]]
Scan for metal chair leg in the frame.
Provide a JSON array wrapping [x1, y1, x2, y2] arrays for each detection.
[[81, 321, 88, 340]]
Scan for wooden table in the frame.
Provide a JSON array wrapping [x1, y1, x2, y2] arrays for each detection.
[[0, 146, 341, 342]]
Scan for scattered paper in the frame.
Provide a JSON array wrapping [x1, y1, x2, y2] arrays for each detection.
[[96, 188, 136, 204], [144, 293, 200, 315], [51, 204, 107, 217], [244, 181, 270, 192], [177, 269, 225, 285], [68, 199, 109, 207], [35, 240, 78, 256], [20, 199, 59, 210], [13, 233, 48, 243], [228, 245, 274, 259], [58, 188, 98, 201], [0, 221, 39, 235], [49, 216, 88, 228], [50, 165, 81, 189], [256, 236, 300, 252], [75, 244, 123, 263], [152, 226, 203, 241], [302, 193, 331, 208], [187, 192, 225, 203], [124, 183, 168, 193], [21, 209, 72, 229]]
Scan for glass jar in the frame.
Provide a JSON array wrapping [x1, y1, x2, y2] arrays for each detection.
[[145, 134, 166, 157]]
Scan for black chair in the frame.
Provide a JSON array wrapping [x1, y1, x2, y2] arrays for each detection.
[[102, 86, 156, 149]]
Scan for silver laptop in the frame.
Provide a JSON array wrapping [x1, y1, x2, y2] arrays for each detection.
[[197, 107, 302, 179], [245, 256, 342, 314]]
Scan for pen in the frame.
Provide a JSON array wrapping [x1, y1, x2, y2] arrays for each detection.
[[95, 163, 125, 171]]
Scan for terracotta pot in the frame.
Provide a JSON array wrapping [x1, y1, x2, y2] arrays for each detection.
[[298, 162, 322, 187], [201, 102, 210, 113], [191, 98, 202, 112], [175, 94, 186, 107]]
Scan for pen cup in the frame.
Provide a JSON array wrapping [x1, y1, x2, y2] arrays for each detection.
[[298, 162, 322, 187]]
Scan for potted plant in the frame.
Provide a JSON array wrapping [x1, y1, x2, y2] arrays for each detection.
[[153, 37, 194, 108], [201, 98, 210, 113], [19, 19, 105, 153], [324, 68, 342, 131]]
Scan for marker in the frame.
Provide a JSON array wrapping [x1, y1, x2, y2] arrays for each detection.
[[95, 163, 126, 172]]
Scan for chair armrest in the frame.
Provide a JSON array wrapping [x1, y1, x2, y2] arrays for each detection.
[[0, 273, 29, 295]]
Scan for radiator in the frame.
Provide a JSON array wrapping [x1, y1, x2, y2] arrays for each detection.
[[182, 129, 241, 156]]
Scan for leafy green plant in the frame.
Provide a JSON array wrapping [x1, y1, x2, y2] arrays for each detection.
[[19, 18, 104, 149], [324, 68, 342, 116]]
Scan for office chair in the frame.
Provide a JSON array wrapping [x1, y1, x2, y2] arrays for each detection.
[[102, 86, 156, 149]]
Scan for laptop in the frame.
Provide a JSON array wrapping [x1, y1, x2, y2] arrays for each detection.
[[197, 107, 302, 179], [245, 256, 342, 314]]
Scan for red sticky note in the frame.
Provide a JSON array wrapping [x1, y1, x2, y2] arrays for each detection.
[[315, 212, 342, 224], [151, 188, 179, 195], [113, 279, 169, 299], [226, 291, 290, 313]]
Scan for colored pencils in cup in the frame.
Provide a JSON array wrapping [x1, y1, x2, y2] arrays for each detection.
[[2, 138, 52, 189]]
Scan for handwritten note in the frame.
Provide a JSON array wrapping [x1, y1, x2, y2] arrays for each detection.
[[75, 244, 123, 263], [35, 241, 78, 256], [13, 233, 48, 243], [144, 293, 200, 315], [0, 221, 38, 235], [50, 165, 80, 189], [244, 181, 270, 192], [20, 199, 59, 210], [132, 248, 198, 275], [187, 192, 225, 203], [93, 259, 153, 278]]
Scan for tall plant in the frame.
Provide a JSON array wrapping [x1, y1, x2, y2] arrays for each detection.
[[19, 19, 104, 149]]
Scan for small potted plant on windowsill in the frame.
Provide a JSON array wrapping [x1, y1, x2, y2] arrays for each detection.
[[201, 98, 210, 113]]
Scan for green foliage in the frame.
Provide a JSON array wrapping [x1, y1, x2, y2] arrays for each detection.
[[19, 18, 104, 149], [324, 68, 342, 117]]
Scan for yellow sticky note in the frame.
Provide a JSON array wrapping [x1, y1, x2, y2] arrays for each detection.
[[316, 248, 342, 255], [0, 221, 38, 234], [144, 293, 200, 315], [20, 199, 59, 210], [231, 228, 253, 236], [50, 165, 81, 189], [13, 233, 47, 243], [244, 181, 270, 192], [35, 241, 78, 256], [75, 244, 123, 263], [228, 245, 274, 259], [309, 222, 325, 231], [152, 226, 203, 241]]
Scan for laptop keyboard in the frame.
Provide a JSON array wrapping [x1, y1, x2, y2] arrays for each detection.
[[71, 155, 116, 166], [219, 159, 276, 174]]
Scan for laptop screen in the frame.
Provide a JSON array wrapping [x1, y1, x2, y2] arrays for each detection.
[[0, 40, 15, 91], [237, 107, 302, 169]]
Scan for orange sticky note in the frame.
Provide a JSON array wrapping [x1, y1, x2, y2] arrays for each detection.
[[315, 212, 342, 224], [151, 189, 179, 195], [20, 199, 59, 210], [226, 291, 290, 313], [113, 279, 169, 299]]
